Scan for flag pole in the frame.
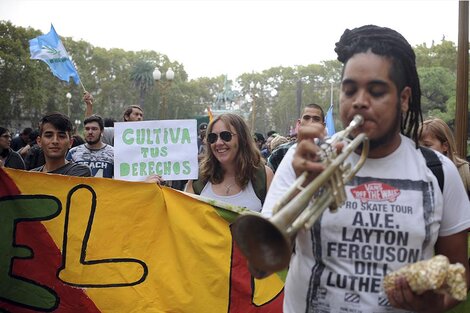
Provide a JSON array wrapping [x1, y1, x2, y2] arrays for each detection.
[[79, 79, 87, 93], [330, 81, 334, 107], [70, 60, 87, 93]]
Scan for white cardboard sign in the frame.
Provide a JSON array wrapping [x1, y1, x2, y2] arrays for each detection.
[[114, 119, 199, 182]]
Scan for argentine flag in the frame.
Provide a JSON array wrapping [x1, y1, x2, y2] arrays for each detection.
[[29, 24, 80, 84]]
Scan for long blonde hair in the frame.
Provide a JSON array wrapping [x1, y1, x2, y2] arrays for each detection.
[[419, 117, 466, 167]]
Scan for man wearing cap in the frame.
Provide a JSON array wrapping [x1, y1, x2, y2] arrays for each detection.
[[11, 127, 33, 152], [198, 122, 208, 155], [253, 132, 265, 151]]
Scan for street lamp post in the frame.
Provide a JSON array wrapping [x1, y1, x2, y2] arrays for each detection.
[[153, 68, 175, 119], [74, 119, 81, 133], [66, 92, 72, 117], [250, 82, 261, 132]]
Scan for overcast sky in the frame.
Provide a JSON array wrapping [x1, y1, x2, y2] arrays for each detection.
[[0, 0, 461, 80]]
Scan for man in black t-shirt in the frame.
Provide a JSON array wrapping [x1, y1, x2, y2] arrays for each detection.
[[31, 113, 91, 177]]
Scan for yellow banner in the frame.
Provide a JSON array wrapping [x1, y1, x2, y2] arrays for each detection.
[[0, 168, 283, 312]]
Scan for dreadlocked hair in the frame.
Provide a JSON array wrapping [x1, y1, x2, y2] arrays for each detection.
[[334, 25, 422, 146]]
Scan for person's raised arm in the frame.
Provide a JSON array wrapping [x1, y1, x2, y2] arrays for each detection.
[[83, 92, 94, 118]]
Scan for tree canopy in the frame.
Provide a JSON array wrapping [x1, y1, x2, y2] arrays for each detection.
[[0, 21, 461, 136]]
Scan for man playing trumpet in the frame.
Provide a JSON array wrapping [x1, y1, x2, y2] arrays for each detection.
[[262, 25, 470, 313]]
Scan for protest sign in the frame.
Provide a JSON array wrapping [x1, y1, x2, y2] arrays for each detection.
[[114, 119, 198, 181]]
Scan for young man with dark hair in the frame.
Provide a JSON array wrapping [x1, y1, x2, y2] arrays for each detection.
[[261, 25, 470, 312], [31, 113, 91, 177], [267, 103, 325, 172], [66, 114, 114, 178]]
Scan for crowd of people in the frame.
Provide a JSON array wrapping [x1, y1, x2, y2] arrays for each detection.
[[1, 23, 470, 313]]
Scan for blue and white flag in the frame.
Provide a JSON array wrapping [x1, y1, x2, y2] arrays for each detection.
[[325, 103, 336, 137], [29, 24, 80, 84]]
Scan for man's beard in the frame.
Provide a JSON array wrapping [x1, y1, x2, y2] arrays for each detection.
[[352, 101, 402, 152], [368, 102, 402, 150], [86, 137, 100, 145]]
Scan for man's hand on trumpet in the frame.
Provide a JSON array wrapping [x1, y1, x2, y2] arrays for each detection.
[[293, 123, 343, 184]]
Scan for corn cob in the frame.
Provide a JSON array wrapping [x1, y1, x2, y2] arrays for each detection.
[[383, 255, 467, 301]]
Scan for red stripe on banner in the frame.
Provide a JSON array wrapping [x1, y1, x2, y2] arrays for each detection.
[[0, 169, 101, 313], [228, 241, 284, 313], [0, 167, 21, 197]]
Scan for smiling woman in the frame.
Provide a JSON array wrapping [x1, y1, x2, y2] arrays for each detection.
[[185, 113, 274, 213]]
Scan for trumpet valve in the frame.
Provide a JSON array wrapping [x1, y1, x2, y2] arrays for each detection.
[[329, 203, 339, 213]]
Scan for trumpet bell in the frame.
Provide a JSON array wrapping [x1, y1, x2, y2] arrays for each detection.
[[231, 115, 368, 278], [231, 214, 291, 278]]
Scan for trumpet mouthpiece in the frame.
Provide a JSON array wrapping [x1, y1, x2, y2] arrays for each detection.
[[351, 115, 364, 127]]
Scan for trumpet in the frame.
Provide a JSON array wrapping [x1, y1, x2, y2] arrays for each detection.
[[231, 115, 369, 278]]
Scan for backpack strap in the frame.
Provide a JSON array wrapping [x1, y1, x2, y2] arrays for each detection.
[[419, 146, 444, 193], [192, 177, 205, 195], [252, 165, 267, 205]]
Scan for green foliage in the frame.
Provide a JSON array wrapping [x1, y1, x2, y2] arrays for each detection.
[[415, 39, 458, 127], [415, 39, 457, 71], [0, 21, 462, 138], [418, 67, 455, 113], [130, 60, 155, 109]]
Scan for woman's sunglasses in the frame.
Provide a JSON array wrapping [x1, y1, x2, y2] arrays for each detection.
[[207, 131, 236, 144]]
